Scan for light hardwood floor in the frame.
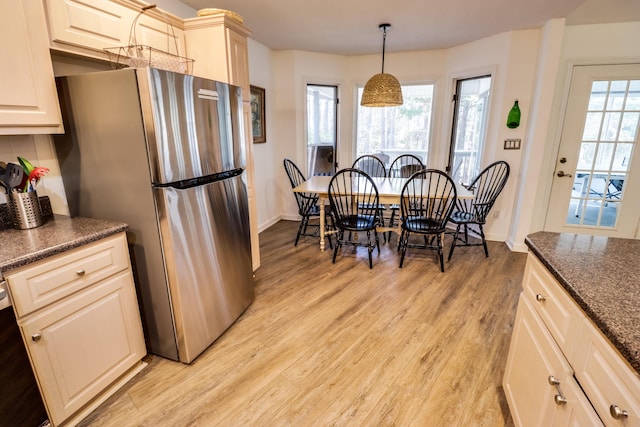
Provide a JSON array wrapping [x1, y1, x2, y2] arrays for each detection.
[[79, 220, 527, 426]]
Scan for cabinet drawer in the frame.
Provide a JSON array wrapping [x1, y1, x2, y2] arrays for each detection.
[[7, 233, 130, 317], [573, 317, 640, 427], [522, 254, 582, 359]]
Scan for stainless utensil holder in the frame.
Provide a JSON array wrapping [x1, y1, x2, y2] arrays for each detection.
[[9, 191, 44, 229]]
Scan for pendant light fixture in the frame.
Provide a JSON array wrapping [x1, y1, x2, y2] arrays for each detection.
[[361, 23, 403, 107]]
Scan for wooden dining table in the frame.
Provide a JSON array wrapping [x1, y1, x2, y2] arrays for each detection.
[[293, 175, 475, 251]]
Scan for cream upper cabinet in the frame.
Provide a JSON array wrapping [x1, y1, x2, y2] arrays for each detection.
[[183, 15, 251, 99], [44, 0, 186, 63], [6, 233, 146, 426], [0, 1, 62, 135]]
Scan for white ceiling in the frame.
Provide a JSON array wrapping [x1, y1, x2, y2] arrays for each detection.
[[178, 0, 640, 55]]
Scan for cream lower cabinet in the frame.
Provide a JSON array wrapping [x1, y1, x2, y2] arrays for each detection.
[[504, 254, 640, 426], [6, 233, 146, 426], [504, 295, 602, 426]]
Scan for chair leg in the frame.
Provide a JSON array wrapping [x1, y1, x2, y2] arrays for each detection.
[[367, 230, 373, 269], [437, 232, 445, 272], [295, 216, 308, 246], [399, 230, 409, 267], [448, 224, 462, 261], [332, 230, 342, 263], [478, 224, 489, 257]]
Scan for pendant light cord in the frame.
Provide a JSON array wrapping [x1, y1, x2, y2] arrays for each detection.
[[381, 25, 387, 73]]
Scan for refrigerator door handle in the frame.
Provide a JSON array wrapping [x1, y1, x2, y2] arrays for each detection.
[[154, 168, 244, 190]]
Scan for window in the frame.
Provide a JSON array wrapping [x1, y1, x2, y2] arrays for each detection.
[[447, 75, 492, 184], [356, 84, 434, 168], [306, 84, 338, 176]]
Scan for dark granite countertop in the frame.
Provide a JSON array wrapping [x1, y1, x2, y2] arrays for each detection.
[[525, 231, 640, 375], [0, 216, 128, 274]]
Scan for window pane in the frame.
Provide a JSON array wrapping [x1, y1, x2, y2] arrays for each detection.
[[449, 76, 492, 184], [619, 112, 639, 142], [582, 112, 602, 141], [307, 84, 337, 176], [607, 80, 628, 110], [626, 80, 640, 110], [600, 112, 621, 141], [588, 81, 608, 110], [612, 143, 632, 172], [356, 84, 433, 168], [577, 142, 596, 170]]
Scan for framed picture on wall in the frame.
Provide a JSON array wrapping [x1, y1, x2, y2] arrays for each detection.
[[250, 85, 266, 143]]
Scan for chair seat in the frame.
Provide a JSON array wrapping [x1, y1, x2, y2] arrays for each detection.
[[336, 214, 377, 231], [403, 216, 444, 233], [449, 211, 477, 224]]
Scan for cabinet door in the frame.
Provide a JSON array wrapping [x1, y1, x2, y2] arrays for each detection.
[[522, 254, 582, 359], [45, 0, 130, 52], [573, 318, 640, 427], [503, 296, 602, 426], [0, 1, 62, 134], [227, 29, 250, 100], [20, 271, 145, 426]]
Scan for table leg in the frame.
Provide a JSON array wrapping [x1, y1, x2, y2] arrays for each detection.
[[319, 196, 326, 252]]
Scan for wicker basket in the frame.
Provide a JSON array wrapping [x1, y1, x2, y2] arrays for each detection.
[[104, 5, 194, 74]]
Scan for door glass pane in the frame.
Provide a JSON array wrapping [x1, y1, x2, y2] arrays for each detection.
[[565, 79, 638, 228], [307, 84, 337, 176], [448, 75, 492, 184], [356, 84, 433, 169], [577, 143, 596, 169]]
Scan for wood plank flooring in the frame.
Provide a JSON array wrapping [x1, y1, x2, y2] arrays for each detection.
[[79, 220, 527, 427]]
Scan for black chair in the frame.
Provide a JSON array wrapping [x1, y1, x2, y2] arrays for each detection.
[[448, 160, 510, 260], [387, 154, 425, 240], [283, 158, 333, 248], [388, 154, 425, 178], [352, 155, 387, 178], [328, 168, 381, 269], [352, 154, 388, 237], [398, 169, 457, 272]]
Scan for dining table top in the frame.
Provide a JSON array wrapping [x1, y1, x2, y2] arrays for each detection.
[[293, 175, 475, 199]]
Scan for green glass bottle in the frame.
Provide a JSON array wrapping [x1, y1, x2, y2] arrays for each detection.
[[507, 100, 521, 129]]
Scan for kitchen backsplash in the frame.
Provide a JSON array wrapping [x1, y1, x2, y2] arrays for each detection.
[[0, 134, 69, 215]]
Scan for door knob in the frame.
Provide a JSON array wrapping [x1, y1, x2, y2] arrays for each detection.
[[557, 171, 573, 178]]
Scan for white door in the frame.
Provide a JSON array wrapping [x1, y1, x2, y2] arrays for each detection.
[[546, 64, 640, 237]]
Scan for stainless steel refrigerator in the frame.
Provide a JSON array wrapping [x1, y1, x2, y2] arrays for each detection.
[[54, 68, 254, 363]]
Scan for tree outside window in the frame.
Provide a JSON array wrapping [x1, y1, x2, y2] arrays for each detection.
[[356, 84, 434, 168]]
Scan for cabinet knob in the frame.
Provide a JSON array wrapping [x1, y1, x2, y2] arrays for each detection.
[[610, 404, 629, 420], [536, 294, 546, 302], [76, 269, 86, 276], [32, 333, 42, 342], [548, 375, 560, 386], [554, 394, 567, 405]]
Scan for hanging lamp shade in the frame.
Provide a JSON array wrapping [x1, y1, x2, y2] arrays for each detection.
[[361, 23, 403, 107]]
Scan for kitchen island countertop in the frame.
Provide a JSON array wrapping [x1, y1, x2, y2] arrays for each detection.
[[0, 216, 127, 274], [525, 231, 640, 375]]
